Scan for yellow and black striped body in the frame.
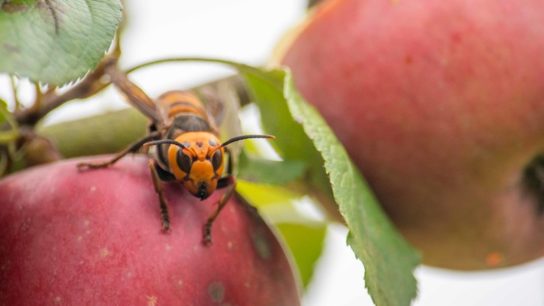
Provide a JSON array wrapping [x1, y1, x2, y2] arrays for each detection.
[[152, 91, 226, 199], [156, 91, 215, 133]]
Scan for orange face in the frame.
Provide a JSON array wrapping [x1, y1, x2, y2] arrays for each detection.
[[167, 132, 225, 200]]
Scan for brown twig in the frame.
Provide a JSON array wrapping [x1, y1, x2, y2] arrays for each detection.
[[44, 85, 57, 96], [32, 82, 43, 112], [14, 56, 117, 126]]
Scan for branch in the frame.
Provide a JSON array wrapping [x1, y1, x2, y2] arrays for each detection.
[[14, 56, 117, 126], [35, 74, 249, 159]]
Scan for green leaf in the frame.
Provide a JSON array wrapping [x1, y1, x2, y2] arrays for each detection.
[[0, 98, 18, 143], [236, 180, 304, 222], [241, 70, 310, 161], [283, 71, 420, 306], [238, 151, 306, 185], [241, 68, 333, 206], [276, 222, 326, 288], [0, 0, 122, 85]]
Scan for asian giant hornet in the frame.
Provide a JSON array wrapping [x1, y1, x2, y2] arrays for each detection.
[[77, 61, 273, 245]]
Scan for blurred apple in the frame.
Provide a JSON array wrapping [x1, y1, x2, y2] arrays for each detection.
[[0, 156, 300, 305], [281, 0, 544, 269]]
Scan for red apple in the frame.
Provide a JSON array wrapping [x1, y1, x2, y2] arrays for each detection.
[[281, 0, 544, 269], [0, 156, 300, 305]]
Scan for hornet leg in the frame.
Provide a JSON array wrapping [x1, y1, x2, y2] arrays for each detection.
[[202, 176, 235, 245], [77, 131, 160, 170], [148, 159, 171, 232]]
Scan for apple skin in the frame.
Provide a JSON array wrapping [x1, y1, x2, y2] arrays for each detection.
[[0, 156, 300, 305], [282, 0, 544, 269]]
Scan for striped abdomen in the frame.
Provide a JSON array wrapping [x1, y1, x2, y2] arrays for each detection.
[[156, 91, 217, 135]]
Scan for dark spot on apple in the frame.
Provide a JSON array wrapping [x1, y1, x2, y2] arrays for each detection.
[[251, 229, 272, 260], [522, 154, 544, 215], [404, 55, 413, 65], [207, 281, 225, 303]]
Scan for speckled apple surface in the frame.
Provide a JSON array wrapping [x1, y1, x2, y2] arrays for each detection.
[[0, 156, 300, 305]]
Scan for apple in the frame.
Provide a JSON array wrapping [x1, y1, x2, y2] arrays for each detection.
[[0, 156, 300, 305], [281, 0, 544, 269]]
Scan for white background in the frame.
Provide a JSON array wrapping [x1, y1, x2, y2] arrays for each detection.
[[2, 1, 544, 305]]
